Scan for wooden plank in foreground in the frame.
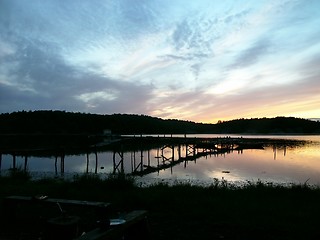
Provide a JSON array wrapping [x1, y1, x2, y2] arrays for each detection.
[[78, 210, 149, 240], [5, 195, 110, 208]]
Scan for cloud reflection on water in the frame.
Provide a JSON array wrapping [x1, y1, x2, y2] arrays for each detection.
[[1, 136, 320, 185]]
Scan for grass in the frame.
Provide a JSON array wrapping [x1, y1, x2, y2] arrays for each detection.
[[1, 171, 320, 239], [6, 166, 32, 181]]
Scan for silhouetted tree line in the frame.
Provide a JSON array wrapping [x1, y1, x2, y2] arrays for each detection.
[[0, 111, 319, 135], [213, 117, 320, 134], [0, 110, 204, 135]]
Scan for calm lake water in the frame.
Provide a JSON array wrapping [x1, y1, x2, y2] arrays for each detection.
[[1, 134, 320, 186]]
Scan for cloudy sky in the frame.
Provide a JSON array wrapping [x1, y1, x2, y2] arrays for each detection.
[[1, 0, 319, 123]]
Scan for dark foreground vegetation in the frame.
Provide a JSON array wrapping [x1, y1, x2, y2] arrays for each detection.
[[1, 171, 320, 240], [1, 110, 320, 135]]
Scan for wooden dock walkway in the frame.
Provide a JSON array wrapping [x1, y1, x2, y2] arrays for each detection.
[[0, 135, 270, 176], [130, 141, 235, 176]]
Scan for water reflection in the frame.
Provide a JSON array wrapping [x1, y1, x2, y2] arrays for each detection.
[[1, 135, 320, 185]]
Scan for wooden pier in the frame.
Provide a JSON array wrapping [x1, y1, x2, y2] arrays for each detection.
[[0, 135, 273, 177], [129, 140, 235, 176]]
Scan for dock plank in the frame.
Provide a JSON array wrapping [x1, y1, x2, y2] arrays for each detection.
[[78, 210, 149, 240]]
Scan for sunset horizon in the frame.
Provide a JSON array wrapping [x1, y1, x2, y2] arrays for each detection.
[[1, 109, 319, 125]]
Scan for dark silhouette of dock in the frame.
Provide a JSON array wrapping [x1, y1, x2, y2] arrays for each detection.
[[1, 134, 303, 177], [113, 136, 238, 176]]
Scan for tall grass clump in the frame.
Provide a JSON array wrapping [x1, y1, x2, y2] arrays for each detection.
[[7, 167, 31, 181], [104, 173, 136, 189], [72, 172, 136, 189], [72, 173, 103, 186]]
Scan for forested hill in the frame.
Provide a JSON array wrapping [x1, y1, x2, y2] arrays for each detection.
[[0, 111, 319, 135], [0, 111, 202, 134], [213, 117, 320, 134]]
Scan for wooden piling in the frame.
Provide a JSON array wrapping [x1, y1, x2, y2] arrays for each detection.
[[172, 145, 175, 161], [61, 153, 65, 175], [86, 152, 89, 174], [55, 156, 58, 175], [113, 149, 124, 174], [12, 154, 16, 169], [95, 149, 98, 174], [113, 151, 116, 173], [140, 149, 143, 172], [130, 152, 134, 172], [24, 155, 28, 171]]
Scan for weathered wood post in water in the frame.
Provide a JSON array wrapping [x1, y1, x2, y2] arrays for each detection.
[[177, 144, 181, 160], [55, 155, 58, 175], [172, 145, 175, 162], [130, 151, 134, 172], [132, 149, 143, 173], [86, 152, 89, 174], [140, 149, 144, 172], [133, 150, 136, 172], [12, 154, 16, 170], [156, 148, 160, 173], [94, 148, 98, 174], [170, 145, 174, 174], [0, 153, 2, 171], [113, 147, 124, 174], [61, 152, 65, 175], [24, 155, 28, 172]]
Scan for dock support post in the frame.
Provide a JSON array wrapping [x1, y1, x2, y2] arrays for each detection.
[[133, 151, 136, 171], [172, 145, 175, 162], [113, 148, 124, 174], [95, 149, 98, 174], [12, 154, 16, 169], [61, 153, 65, 175], [55, 156, 58, 175], [130, 152, 134, 173], [86, 152, 89, 174], [24, 155, 28, 172], [140, 150, 143, 172]]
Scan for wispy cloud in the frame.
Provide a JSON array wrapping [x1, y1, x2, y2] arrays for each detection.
[[1, 0, 319, 122]]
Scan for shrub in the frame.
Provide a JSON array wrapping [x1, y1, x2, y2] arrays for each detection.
[[72, 173, 103, 185], [104, 173, 136, 189], [7, 167, 31, 181]]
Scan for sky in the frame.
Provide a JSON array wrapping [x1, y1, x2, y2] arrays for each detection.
[[0, 0, 320, 123]]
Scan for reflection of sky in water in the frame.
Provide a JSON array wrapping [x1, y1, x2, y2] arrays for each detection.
[[144, 138, 320, 185], [1, 135, 320, 185]]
